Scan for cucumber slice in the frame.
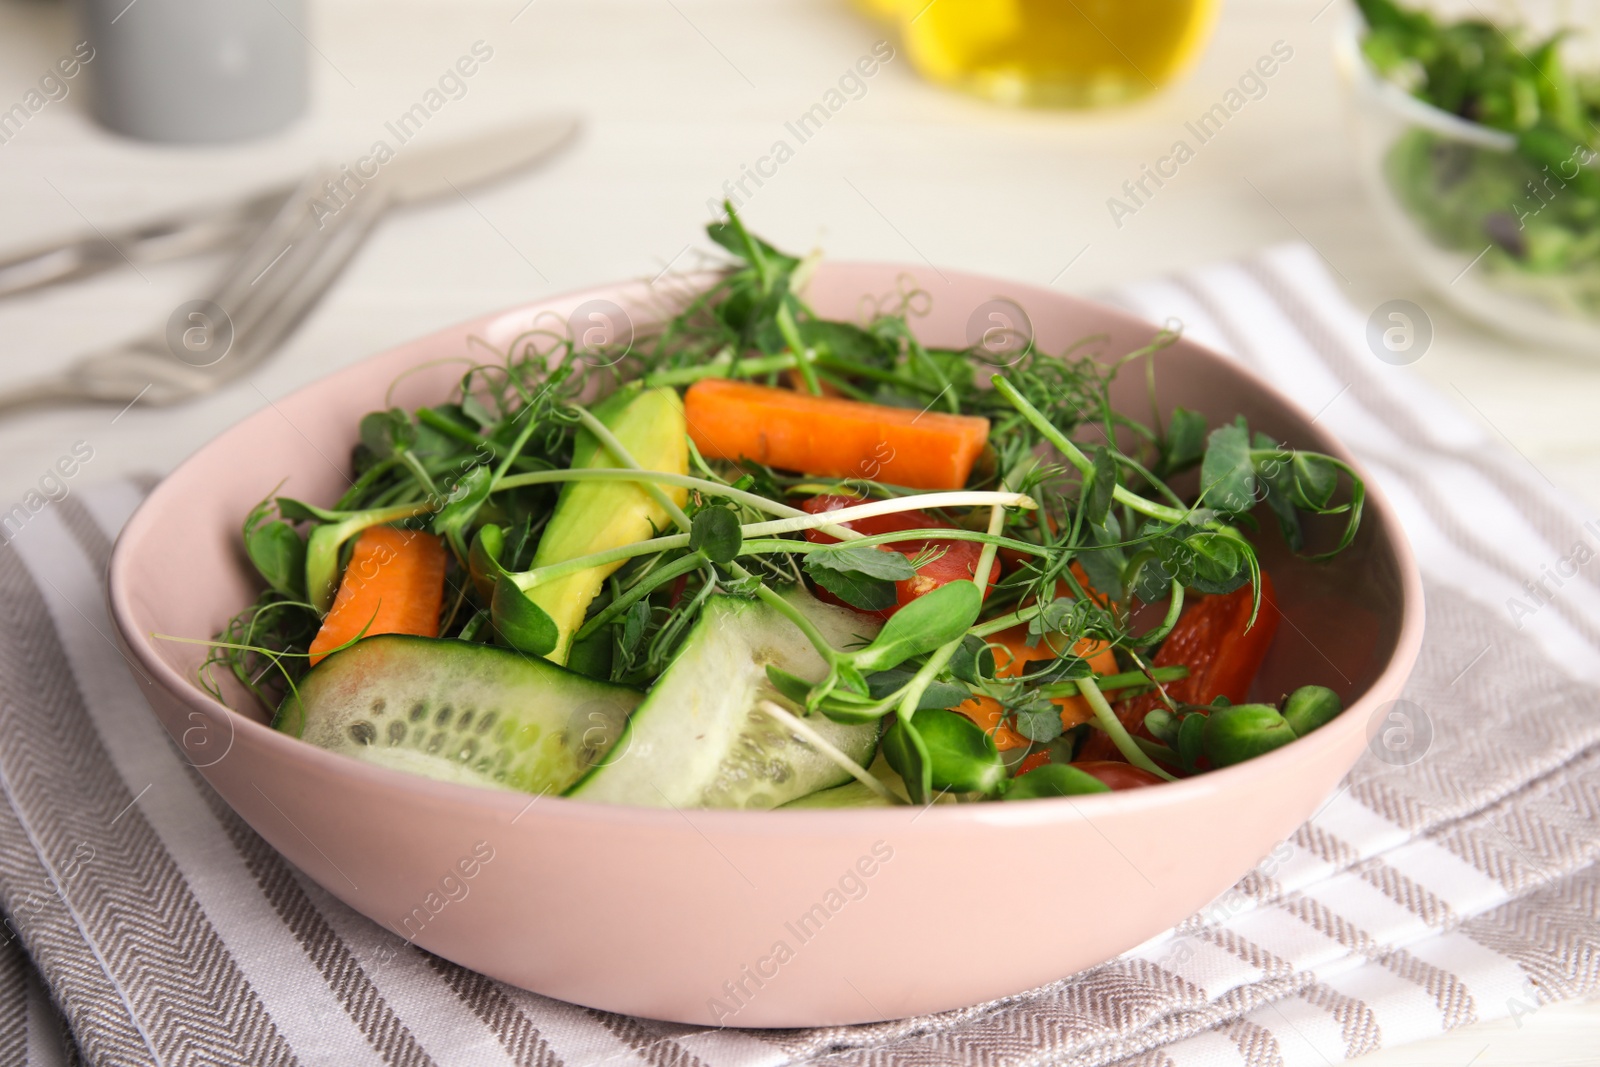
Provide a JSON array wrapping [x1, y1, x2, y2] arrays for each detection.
[[567, 588, 881, 809], [275, 635, 643, 795]]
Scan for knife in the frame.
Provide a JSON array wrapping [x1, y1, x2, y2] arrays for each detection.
[[0, 113, 581, 416]]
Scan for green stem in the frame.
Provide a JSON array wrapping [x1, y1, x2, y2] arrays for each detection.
[[496, 468, 822, 525], [514, 533, 691, 590], [1038, 665, 1187, 699], [491, 408, 543, 486], [968, 604, 1045, 639], [642, 352, 793, 387], [397, 450, 440, 500], [1132, 736, 1180, 767], [991, 375, 1189, 526], [416, 408, 505, 458], [335, 457, 401, 510], [1075, 676, 1177, 781], [572, 553, 707, 643], [1130, 583, 1185, 647], [971, 500, 1006, 603], [775, 301, 823, 396]]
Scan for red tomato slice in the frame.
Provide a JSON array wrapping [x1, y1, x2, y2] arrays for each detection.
[[1077, 574, 1280, 763], [801, 495, 1000, 619], [1070, 760, 1165, 790], [1014, 750, 1051, 777]]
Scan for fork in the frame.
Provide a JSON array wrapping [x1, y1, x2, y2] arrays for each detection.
[[0, 168, 390, 417]]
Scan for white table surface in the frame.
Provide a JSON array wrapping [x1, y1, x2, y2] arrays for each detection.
[[0, 0, 1594, 1061]]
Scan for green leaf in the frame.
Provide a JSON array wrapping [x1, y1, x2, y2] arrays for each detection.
[[468, 524, 506, 601], [705, 213, 800, 275], [565, 627, 614, 680], [275, 496, 340, 523], [618, 599, 651, 658], [1133, 533, 1181, 603], [880, 713, 933, 804], [865, 670, 971, 711], [1176, 711, 1207, 773], [834, 660, 871, 697], [1003, 764, 1111, 800], [798, 320, 892, 366], [1076, 515, 1126, 597], [764, 665, 814, 705], [948, 635, 996, 685], [1019, 654, 1091, 685], [1085, 446, 1117, 527], [1183, 531, 1245, 585], [459, 394, 496, 428], [689, 507, 742, 565], [1292, 453, 1339, 510], [890, 709, 1005, 797], [491, 577, 559, 656], [808, 566, 898, 612], [245, 520, 305, 598], [807, 543, 918, 582], [1145, 707, 1180, 747], [359, 408, 416, 460], [852, 580, 984, 673], [432, 465, 494, 555], [1014, 697, 1065, 744], [1161, 407, 1208, 473], [1253, 434, 1304, 551], [1200, 421, 1256, 514]]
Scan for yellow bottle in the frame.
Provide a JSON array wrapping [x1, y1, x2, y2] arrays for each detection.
[[902, 0, 1221, 107], [854, 0, 903, 19]]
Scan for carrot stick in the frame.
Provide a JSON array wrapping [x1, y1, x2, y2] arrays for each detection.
[[683, 379, 991, 490], [308, 526, 448, 665]]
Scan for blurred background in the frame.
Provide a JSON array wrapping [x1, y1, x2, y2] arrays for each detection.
[[0, 0, 1597, 512]]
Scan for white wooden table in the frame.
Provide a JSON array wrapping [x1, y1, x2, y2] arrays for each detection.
[[0, 0, 1593, 1060]]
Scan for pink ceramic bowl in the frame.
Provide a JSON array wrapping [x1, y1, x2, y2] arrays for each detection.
[[108, 263, 1423, 1028]]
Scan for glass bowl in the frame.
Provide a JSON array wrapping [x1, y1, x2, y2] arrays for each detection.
[[1337, 10, 1600, 352]]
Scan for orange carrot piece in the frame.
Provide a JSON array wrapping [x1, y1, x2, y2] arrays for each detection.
[[308, 526, 448, 666], [684, 379, 990, 490]]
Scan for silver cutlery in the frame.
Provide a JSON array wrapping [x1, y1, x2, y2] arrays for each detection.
[[0, 113, 580, 416]]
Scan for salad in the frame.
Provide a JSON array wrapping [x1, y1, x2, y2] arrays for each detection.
[[202, 208, 1364, 809], [1358, 0, 1600, 319]]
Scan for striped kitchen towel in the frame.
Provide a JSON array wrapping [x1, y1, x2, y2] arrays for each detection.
[[0, 243, 1596, 1067]]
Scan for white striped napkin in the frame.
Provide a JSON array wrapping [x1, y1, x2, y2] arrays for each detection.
[[1, 244, 1595, 1067]]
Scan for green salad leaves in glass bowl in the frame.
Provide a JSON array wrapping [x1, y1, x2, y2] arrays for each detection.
[[1342, 0, 1600, 349]]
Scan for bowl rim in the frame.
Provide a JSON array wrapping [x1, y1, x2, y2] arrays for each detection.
[[108, 262, 1427, 834], [1337, 8, 1520, 152]]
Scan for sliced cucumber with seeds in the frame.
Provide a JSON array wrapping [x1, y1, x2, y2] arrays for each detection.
[[275, 635, 643, 795], [566, 588, 882, 809]]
